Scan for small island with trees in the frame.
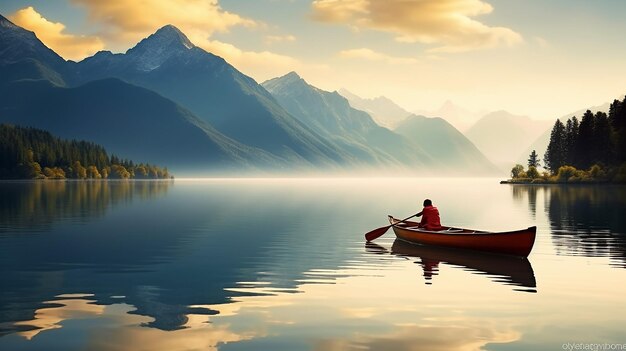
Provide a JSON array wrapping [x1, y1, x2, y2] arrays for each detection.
[[502, 95, 626, 184], [0, 124, 172, 180]]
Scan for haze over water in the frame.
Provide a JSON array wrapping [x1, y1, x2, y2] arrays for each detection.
[[0, 178, 625, 351]]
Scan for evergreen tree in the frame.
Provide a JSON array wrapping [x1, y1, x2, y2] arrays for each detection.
[[544, 119, 566, 174], [609, 97, 625, 130], [528, 150, 540, 168], [609, 96, 626, 163], [564, 116, 579, 165], [576, 110, 595, 169], [593, 111, 612, 165], [110, 154, 120, 165]]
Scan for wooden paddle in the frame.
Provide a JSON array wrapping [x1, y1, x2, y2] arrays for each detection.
[[365, 213, 418, 242]]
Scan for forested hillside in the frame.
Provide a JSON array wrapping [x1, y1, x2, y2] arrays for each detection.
[[0, 124, 171, 179]]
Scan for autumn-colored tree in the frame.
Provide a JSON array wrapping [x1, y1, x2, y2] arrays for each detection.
[[86, 165, 102, 179], [511, 164, 524, 178], [72, 161, 87, 179]]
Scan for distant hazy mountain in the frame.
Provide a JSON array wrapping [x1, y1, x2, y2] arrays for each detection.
[[465, 111, 553, 170], [414, 100, 484, 132], [72, 25, 349, 167], [0, 78, 284, 173], [338, 88, 411, 129], [518, 102, 613, 167], [263, 72, 432, 168], [394, 115, 500, 174]]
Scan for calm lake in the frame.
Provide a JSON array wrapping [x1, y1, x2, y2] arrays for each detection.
[[0, 178, 625, 351]]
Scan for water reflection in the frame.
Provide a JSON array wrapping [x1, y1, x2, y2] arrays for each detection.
[[1, 179, 625, 351], [511, 185, 626, 268], [512, 185, 539, 218], [0, 180, 365, 335], [1, 282, 523, 351], [14, 294, 104, 340], [1, 295, 255, 351], [367, 240, 537, 292], [313, 324, 520, 351], [0, 180, 172, 233]]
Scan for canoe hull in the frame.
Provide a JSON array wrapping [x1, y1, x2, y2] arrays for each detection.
[[388, 215, 536, 257]]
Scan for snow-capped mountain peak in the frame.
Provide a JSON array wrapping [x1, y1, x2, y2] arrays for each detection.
[[125, 24, 195, 71]]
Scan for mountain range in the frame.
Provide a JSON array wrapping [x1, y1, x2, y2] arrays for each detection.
[[264, 73, 498, 174], [464, 111, 553, 171], [339, 88, 555, 172], [72, 25, 351, 167], [263, 72, 432, 169], [394, 115, 497, 174], [338, 88, 411, 129], [414, 100, 486, 132], [0, 13, 499, 175]]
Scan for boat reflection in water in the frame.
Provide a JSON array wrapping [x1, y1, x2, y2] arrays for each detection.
[[367, 240, 537, 293]]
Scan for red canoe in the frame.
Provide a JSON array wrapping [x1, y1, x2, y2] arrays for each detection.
[[388, 215, 536, 257]]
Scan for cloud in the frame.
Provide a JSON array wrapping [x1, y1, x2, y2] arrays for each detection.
[[9, 6, 104, 61], [338, 48, 418, 64], [68, 0, 302, 79], [71, 0, 256, 45], [196, 38, 303, 80], [197, 38, 330, 86], [265, 34, 297, 44], [312, 0, 368, 23], [312, 0, 523, 53]]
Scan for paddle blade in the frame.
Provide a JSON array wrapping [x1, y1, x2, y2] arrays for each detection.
[[365, 225, 390, 242]]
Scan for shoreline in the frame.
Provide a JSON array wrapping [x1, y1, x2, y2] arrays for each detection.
[[0, 178, 174, 182], [500, 179, 621, 185]]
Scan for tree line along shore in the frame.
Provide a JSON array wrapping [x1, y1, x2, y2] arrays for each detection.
[[0, 124, 172, 180], [504, 95, 626, 184]]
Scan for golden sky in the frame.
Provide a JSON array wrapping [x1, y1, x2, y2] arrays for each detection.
[[2, 0, 625, 120]]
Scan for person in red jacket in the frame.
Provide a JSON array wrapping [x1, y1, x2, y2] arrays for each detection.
[[416, 199, 442, 231]]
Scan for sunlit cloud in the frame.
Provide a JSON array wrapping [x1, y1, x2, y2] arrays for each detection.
[[312, 0, 368, 22], [71, 0, 255, 45], [312, 0, 523, 53], [8, 6, 104, 61], [338, 48, 419, 64], [194, 38, 300, 79], [265, 34, 297, 44], [66, 0, 302, 78]]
